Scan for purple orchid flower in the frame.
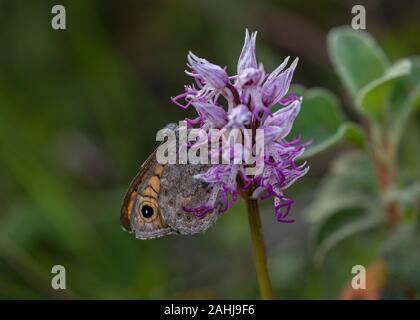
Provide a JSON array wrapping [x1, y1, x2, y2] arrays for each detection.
[[237, 30, 258, 73], [172, 29, 309, 223]]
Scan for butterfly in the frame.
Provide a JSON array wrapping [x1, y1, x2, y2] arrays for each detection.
[[120, 124, 220, 239]]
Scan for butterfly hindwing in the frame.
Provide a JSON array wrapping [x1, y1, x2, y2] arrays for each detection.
[[159, 164, 219, 235]]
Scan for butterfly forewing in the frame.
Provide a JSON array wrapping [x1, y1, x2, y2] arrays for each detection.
[[120, 149, 159, 232]]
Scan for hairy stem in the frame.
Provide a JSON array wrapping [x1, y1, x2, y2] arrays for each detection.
[[244, 196, 274, 300], [341, 120, 400, 299], [372, 131, 399, 228]]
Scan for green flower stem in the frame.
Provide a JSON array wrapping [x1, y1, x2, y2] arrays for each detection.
[[245, 196, 274, 300]]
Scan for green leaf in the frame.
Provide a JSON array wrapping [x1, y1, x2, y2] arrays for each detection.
[[401, 56, 420, 113], [356, 59, 411, 119], [409, 85, 420, 112], [313, 209, 380, 265], [291, 87, 365, 160], [407, 55, 420, 85], [307, 152, 378, 222], [300, 122, 364, 160], [306, 152, 382, 263], [390, 57, 420, 147], [327, 26, 389, 99], [386, 182, 420, 207], [293, 88, 342, 141]]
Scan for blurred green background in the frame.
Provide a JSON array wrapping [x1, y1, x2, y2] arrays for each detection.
[[0, 0, 419, 299]]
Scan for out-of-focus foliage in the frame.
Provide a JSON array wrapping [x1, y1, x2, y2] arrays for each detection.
[[0, 0, 419, 299], [306, 151, 381, 263], [303, 25, 420, 298]]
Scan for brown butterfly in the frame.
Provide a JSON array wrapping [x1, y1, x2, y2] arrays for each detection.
[[120, 124, 220, 239]]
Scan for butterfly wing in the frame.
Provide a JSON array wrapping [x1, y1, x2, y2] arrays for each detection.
[[121, 123, 220, 239], [121, 149, 156, 232], [159, 164, 219, 235], [120, 150, 175, 239]]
